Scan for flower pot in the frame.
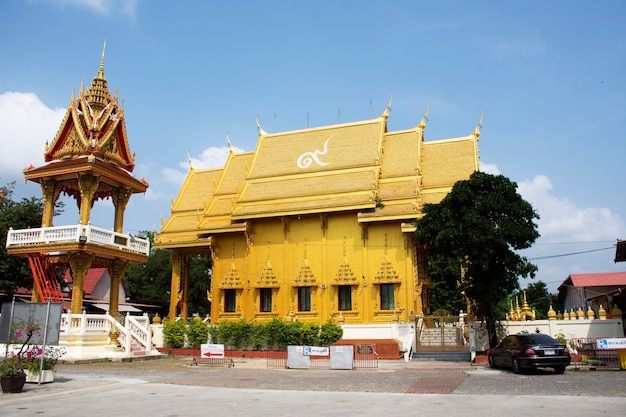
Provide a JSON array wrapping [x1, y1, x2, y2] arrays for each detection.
[[1, 374, 27, 393], [25, 369, 55, 384]]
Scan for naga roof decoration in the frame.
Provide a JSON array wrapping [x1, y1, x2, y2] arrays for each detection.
[[44, 42, 136, 172]]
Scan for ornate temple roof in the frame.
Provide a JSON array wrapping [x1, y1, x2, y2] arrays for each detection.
[[156, 105, 480, 247], [43, 42, 136, 172], [24, 43, 148, 200]]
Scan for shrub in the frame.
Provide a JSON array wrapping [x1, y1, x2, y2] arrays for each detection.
[[187, 318, 209, 348], [163, 319, 186, 348], [318, 320, 343, 346]]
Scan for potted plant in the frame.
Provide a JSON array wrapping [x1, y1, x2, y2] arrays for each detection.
[[22, 345, 66, 383], [0, 355, 26, 393]]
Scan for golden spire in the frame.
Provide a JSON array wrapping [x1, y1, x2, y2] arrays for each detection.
[[98, 40, 106, 79]]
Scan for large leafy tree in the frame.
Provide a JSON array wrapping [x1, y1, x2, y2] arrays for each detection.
[[416, 172, 540, 348], [0, 182, 62, 295]]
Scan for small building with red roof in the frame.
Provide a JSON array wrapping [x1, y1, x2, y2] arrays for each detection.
[[558, 272, 626, 320]]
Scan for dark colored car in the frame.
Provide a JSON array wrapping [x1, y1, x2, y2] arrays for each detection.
[[488, 333, 571, 374]]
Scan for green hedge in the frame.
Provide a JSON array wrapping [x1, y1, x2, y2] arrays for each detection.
[[163, 318, 343, 349], [207, 318, 343, 350]]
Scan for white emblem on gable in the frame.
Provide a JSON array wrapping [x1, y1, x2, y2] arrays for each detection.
[[297, 137, 331, 169]]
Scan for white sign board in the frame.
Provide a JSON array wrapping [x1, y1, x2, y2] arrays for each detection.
[[303, 346, 330, 356], [596, 338, 626, 350], [200, 343, 225, 358]]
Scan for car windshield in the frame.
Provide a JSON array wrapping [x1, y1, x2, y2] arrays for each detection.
[[520, 334, 558, 345]]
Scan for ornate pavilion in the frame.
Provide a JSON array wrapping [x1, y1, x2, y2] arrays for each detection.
[[156, 102, 481, 326]]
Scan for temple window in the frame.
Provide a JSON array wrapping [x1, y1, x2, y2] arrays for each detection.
[[380, 284, 395, 310], [224, 289, 236, 312], [338, 285, 352, 311], [298, 287, 311, 312], [260, 288, 273, 312]]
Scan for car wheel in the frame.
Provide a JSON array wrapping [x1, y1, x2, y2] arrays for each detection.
[[553, 365, 566, 374], [488, 354, 497, 369], [512, 357, 521, 374]]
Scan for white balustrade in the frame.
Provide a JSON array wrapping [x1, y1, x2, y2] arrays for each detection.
[[5, 224, 149, 256]]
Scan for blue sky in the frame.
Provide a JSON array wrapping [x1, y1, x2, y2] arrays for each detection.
[[0, 0, 624, 292]]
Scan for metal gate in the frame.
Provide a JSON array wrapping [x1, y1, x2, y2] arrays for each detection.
[[416, 310, 467, 350]]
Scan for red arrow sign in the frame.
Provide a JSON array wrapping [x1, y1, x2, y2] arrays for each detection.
[[202, 352, 224, 357]]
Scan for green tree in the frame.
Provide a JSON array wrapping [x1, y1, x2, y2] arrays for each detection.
[[126, 240, 212, 318], [424, 254, 467, 314], [125, 231, 172, 302], [415, 172, 540, 348], [0, 182, 63, 296]]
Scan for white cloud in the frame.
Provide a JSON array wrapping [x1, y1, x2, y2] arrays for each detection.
[[188, 145, 246, 170], [518, 175, 623, 243], [35, 0, 139, 19], [0, 92, 65, 180], [479, 162, 500, 175]]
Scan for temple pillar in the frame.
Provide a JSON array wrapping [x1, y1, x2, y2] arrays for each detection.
[[169, 251, 181, 320], [78, 173, 100, 225], [108, 259, 128, 321], [112, 188, 132, 233], [40, 179, 60, 227], [69, 253, 94, 314], [181, 255, 190, 320]]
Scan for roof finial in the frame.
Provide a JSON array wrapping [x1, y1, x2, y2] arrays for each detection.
[[226, 131, 234, 152], [473, 111, 483, 138], [418, 103, 429, 129], [381, 94, 392, 119], [256, 116, 267, 136], [98, 40, 107, 79], [187, 149, 195, 170]]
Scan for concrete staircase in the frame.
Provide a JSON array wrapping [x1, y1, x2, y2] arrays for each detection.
[[130, 342, 148, 357]]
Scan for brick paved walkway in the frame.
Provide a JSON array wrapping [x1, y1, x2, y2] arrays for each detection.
[[52, 356, 626, 397]]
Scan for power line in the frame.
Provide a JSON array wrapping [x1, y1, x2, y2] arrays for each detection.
[[528, 246, 614, 261]]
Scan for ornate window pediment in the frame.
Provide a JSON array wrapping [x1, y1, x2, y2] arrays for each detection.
[[330, 239, 358, 286], [292, 241, 318, 287], [255, 243, 280, 288], [219, 244, 244, 289], [372, 234, 402, 284], [219, 261, 244, 289]]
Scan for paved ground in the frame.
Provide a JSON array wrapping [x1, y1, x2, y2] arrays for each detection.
[[1, 357, 625, 416]]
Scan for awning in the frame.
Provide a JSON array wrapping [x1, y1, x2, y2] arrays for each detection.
[[92, 303, 143, 313]]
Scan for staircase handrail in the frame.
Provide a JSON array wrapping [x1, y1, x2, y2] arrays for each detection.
[[125, 314, 153, 353]]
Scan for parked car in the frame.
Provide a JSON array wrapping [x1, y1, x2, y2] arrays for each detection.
[[488, 333, 571, 374]]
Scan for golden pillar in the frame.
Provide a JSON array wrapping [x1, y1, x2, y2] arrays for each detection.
[[40, 179, 60, 228], [108, 259, 128, 321], [69, 253, 94, 313], [181, 255, 190, 320], [78, 173, 100, 225], [169, 251, 181, 320], [112, 188, 132, 233]]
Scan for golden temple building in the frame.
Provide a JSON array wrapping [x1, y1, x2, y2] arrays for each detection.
[[156, 102, 480, 325]]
